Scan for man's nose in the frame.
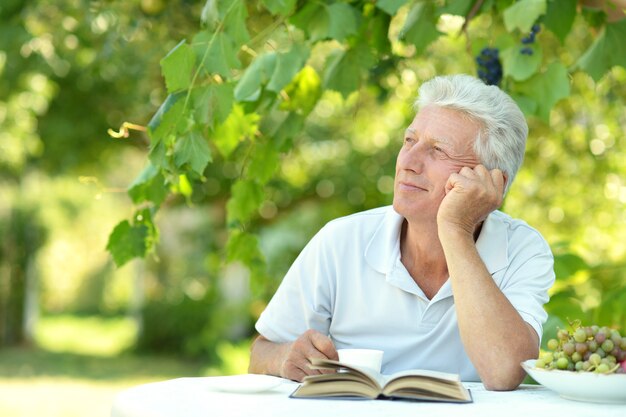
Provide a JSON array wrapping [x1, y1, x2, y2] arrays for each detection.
[[399, 142, 426, 173]]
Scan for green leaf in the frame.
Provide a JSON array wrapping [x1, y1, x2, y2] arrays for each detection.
[[503, 0, 547, 33], [193, 31, 240, 77], [223, 0, 250, 47], [147, 92, 186, 143], [191, 83, 234, 128], [260, 110, 305, 148], [234, 53, 277, 102], [510, 94, 538, 116], [174, 130, 212, 175], [369, 12, 392, 55], [160, 40, 196, 94], [107, 220, 148, 267], [438, 0, 474, 16], [554, 253, 589, 280], [323, 44, 376, 98], [226, 229, 265, 265], [226, 179, 265, 224], [376, 0, 407, 15], [247, 142, 280, 184], [518, 62, 570, 121], [127, 163, 168, 206], [290, 3, 329, 42], [326, 3, 359, 41], [106, 209, 157, 268], [262, 0, 297, 16], [267, 44, 310, 93], [212, 104, 260, 158], [543, 0, 576, 43], [280, 65, 322, 115], [501, 44, 543, 81], [399, 3, 441, 55], [576, 19, 626, 82]]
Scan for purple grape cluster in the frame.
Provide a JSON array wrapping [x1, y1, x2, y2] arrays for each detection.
[[536, 324, 626, 374], [475, 47, 502, 86], [520, 24, 541, 55]]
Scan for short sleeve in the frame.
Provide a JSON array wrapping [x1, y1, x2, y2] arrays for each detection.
[[499, 228, 555, 343], [255, 227, 335, 343]]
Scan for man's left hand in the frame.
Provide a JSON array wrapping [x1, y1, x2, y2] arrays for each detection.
[[437, 164, 505, 236]]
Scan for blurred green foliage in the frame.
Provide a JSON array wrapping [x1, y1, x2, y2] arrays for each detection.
[[1, 0, 625, 364]]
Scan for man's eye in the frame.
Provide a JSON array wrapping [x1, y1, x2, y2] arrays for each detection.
[[404, 137, 415, 144]]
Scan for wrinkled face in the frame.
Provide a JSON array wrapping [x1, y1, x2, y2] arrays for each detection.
[[392, 105, 482, 224]]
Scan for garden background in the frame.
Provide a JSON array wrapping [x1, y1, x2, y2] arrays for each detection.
[[1, 1, 625, 416]]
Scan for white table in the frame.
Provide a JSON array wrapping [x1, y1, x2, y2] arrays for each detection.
[[111, 375, 626, 417]]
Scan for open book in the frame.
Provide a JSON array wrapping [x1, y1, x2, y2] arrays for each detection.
[[290, 357, 472, 403]]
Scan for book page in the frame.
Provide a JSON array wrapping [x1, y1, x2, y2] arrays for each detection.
[[308, 358, 385, 389]]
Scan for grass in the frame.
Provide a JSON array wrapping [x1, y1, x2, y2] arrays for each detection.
[[0, 315, 251, 417]]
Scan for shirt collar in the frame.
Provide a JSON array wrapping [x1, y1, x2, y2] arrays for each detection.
[[364, 207, 509, 276]]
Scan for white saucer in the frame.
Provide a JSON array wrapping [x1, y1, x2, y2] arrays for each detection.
[[205, 374, 286, 394]]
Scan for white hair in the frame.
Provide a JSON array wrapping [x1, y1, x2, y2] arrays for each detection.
[[415, 74, 528, 194]]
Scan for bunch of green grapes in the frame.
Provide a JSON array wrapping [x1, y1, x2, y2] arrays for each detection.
[[536, 322, 626, 374]]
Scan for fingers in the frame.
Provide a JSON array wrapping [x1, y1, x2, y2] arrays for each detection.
[[309, 331, 338, 360], [281, 330, 338, 381]]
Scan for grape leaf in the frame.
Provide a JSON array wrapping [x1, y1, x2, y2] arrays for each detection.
[[160, 40, 196, 94], [576, 19, 626, 82], [107, 220, 148, 267], [106, 209, 157, 267], [234, 53, 277, 102], [323, 43, 376, 98], [223, 0, 249, 47], [290, 3, 330, 42], [399, 2, 441, 55], [247, 141, 280, 184], [191, 83, 234, 128], [327, 3, 359, 42], [193, 31, 240, 77], [518, 62, 570, 121], [173, 130, 212, 175], [147, 92, 186, 144], [212, 105, 260, 158], [501, 44, 542, 81], [267, 44, 310, 93], [128, 163, 167, 206], [543, 0, 576, 43], [368, 12, 392, 55], [280, 65, 322, 115], [438, 0, 474, 16], [375, 0, 407, 15], [261, 0, 297, 16], [226, 229, 265, 265], [503, 0, 547, 33], [226, 179, 265, 224]]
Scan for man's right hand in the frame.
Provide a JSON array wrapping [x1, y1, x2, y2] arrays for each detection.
[[249, 329, 338, 382], [279, 329, 339, 381]]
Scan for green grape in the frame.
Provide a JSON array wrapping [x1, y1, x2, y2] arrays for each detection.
[[535, 358, 546, 368], [572, 352, 582, 363], [596, 347, 606, 358], [556, 357, 569, 369], [573, 328, 587, 343], [582, 361, 591, 371], [542, 352, 554, 363], [602, 339, 615, 352], [575, 361, 584, 371], [547, 338, 559, 351], [589, 353, 601, 366], [596, 363, 610, 373], [588, 340, 598, 352], [557, 329, 569, 341]]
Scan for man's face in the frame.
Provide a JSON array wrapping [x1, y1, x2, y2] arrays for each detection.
[[393, 105, 482, 223]]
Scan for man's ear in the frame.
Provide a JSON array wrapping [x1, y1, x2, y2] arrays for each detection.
[[502, 172, 509, 196]]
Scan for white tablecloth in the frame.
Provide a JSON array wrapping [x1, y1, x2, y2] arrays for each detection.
[[111, 375, 626, 417]]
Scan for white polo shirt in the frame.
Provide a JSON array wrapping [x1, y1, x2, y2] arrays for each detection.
[[255, 206, 554, 381]]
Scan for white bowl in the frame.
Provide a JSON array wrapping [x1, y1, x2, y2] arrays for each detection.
[[521, 359, 626, 404]]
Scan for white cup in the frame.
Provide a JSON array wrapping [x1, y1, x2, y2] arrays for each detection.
[[337, 348, 384, 373]]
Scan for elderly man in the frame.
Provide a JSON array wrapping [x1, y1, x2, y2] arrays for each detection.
[[248, 74, 555, 391]]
